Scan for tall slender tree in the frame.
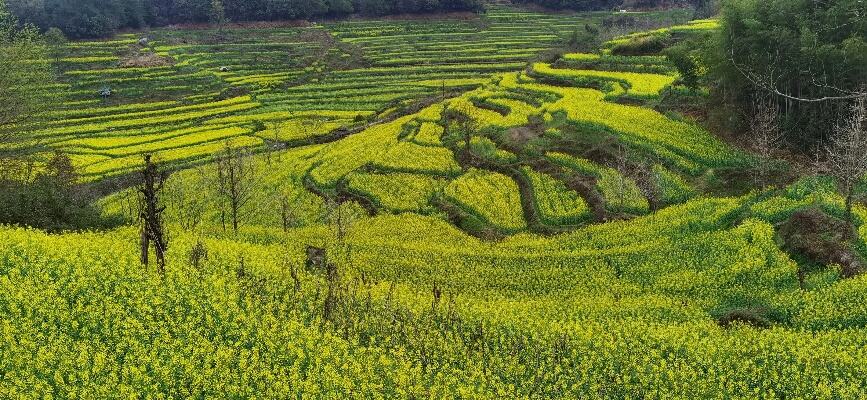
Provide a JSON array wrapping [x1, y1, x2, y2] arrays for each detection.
[[826, 97, 867, 223], [215, 142, 260, 235], [209, 0, 227, 33], [0, 0, 54, 175], [750, 94, 784, 187]]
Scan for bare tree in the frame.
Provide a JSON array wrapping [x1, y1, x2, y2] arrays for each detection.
[[268, 120, 286, 163], [321, 198, 354, 324], [325, 198, 354, 253], [299, 117, 326, 146], [163, 166, 210, 232], [613, 143, 631, 214], [632, 161, 658, 210], [750, 95, 784, 187], [825, 97, 867, 223], [139, 154, 168, 274], [209, 0, 227, 37], [215, 142, 259, 235]]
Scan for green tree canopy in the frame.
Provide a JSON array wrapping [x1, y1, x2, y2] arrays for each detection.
[[0, 0, 55, 172], [5, 0, 485, 38], [711, 0, 867, 146]]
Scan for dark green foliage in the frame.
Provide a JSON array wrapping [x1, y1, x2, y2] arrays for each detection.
[[611, 34, 667, 55], [563, 24, 600, 52], [710, 0, 867, 147], [6, 0, 150, 38], [7, 0, 484, 38], [511, 0, 622, 11], [718, 307, 772, 328], [0, 153, 116, 232], [208, 0, 227, 26], [664, 36, 708, 91]]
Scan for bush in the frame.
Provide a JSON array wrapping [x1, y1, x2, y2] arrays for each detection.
[[0, 153, 118, 232], [718, 307, 772, 328], [778, 208, 864, 279], [611, 35, 667, 56]]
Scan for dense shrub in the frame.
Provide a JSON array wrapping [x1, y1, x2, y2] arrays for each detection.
[[611, 34, 668, 55], [0, 153, 117, 232]]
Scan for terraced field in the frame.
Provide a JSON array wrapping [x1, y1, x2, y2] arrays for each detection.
[[24, 6, 691, 179], [84, 13, 733, 238], [6, 7, 867, 398]]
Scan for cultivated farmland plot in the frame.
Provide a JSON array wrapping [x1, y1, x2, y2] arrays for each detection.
[[4, 4, 867, 398]]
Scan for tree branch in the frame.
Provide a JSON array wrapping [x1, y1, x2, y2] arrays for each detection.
[[729, 47, 866, 103]]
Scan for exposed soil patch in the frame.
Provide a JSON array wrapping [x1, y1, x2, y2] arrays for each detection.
[[506, 126, 541, 147], [120, 49, 174, 68]]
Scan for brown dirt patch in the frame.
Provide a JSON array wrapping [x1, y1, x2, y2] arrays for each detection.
[[120, 52, 174, 68], [506, 126, 541, 146]]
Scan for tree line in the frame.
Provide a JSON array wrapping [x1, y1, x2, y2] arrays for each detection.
[[4, 0, 713, 39], [711, 0, 866, 148], [5, 0, 485, 38]]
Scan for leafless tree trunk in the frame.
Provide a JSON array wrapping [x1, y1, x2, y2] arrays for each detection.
[[613, 143, 630, 213], [139, 154, 168, 274], [750, 95, 784, 187], [215, 142, 259, 235], [303, 117, 326, 138], [270, 121, 284, 163], [633, 162, 658, 210], [164, 166, 210, 232], [825, 97, 867, 223]]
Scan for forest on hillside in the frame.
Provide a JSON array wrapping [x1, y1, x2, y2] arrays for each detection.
[[5, 0, 711, 38], [6, 0, 485, 38]]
